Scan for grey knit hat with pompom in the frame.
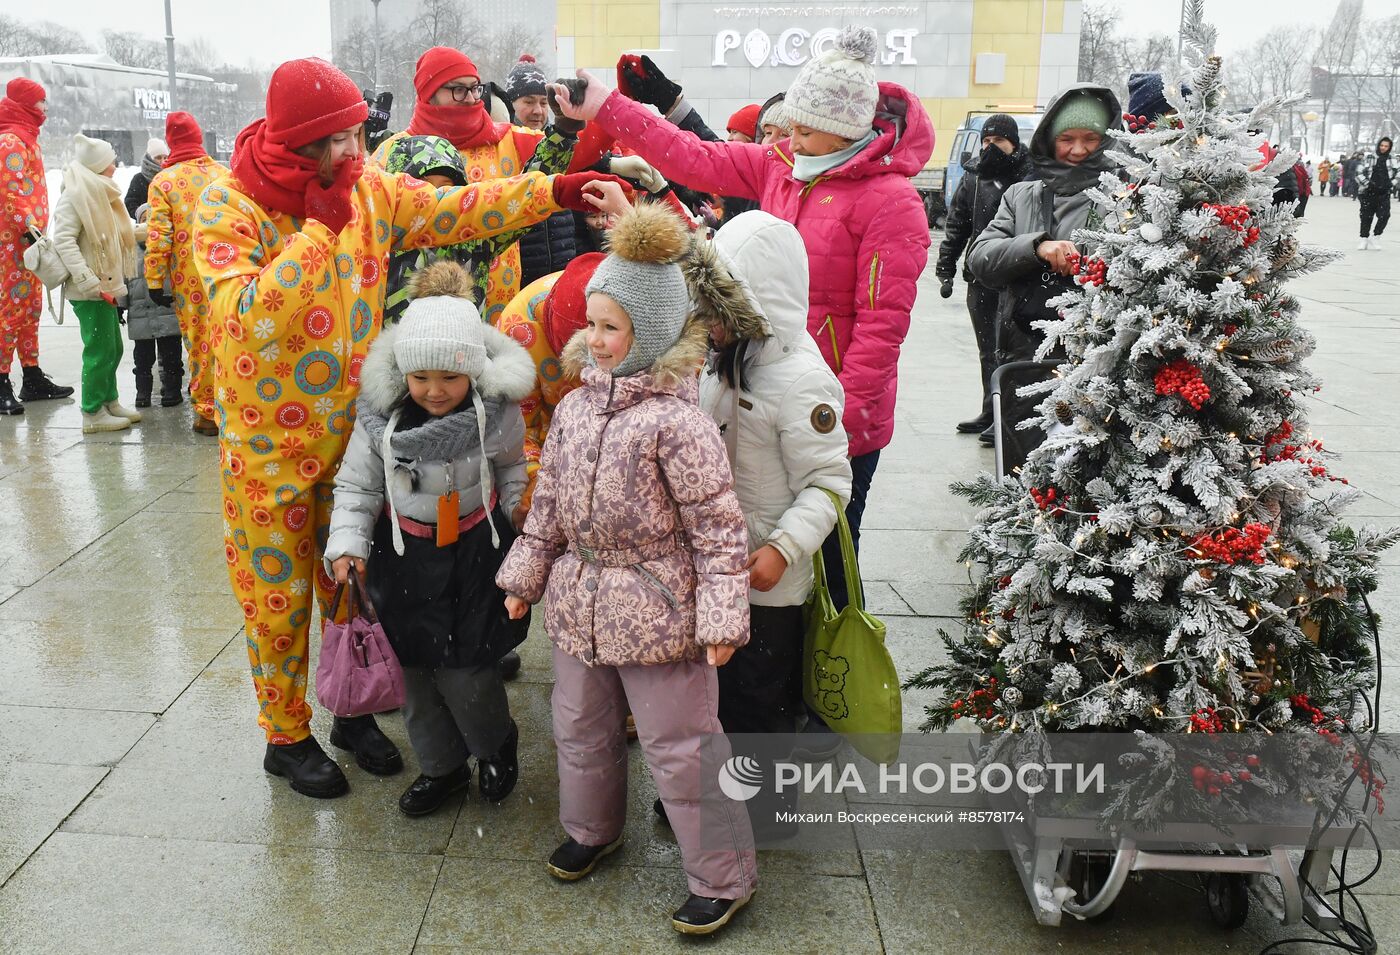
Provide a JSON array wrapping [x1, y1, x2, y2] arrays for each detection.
[[784, 26, 880, 140], [586, 202, 691, 378]]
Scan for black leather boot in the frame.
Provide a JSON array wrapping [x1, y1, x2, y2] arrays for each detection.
[[956, 412, 992, 434], [477, 720, 519, 803], [18, 365, 74, 401], [546, 835, 624, 881], [398, 763, 472, 817], [671, 893, 753, 935], [0, 375, 22, 415], [263, 736, 349, 798], [496, 650, 522, 680], [329, 714, 403, 775]]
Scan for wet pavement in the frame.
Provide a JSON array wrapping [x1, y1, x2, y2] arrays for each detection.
[[2, 197, 1398, 953]]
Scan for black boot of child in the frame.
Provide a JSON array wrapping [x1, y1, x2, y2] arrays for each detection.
[[132, 339, 154, 408], [477, 719, 519, 802], [158, 336, 184, 406]]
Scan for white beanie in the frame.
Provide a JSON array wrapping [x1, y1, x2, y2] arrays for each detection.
[[393, 265, 486, 378], [73, 133, 116, 173], [784, 26, 880, 140], [146, 137, 169, 158]]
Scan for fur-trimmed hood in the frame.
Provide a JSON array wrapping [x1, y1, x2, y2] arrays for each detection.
[[560, 318, 709, 405], [357, 320, 537, 417], [686, 211, 811, 363]]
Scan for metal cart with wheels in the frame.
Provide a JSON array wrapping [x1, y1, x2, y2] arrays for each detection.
[[999, 806, 1356, 932]]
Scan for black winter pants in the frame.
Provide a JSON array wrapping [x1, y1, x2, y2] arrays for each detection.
[[720, 603, 804, 835], [1361, 192, 1391, 237], [967, 282, 999, 420], [132, 335, 183, 395], [819, 449, 880, 611]]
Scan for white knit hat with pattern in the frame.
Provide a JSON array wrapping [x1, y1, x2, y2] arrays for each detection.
[[783, 26, 880, 140]]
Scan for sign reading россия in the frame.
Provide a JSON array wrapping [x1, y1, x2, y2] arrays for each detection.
[[713, 26, 919, 67]]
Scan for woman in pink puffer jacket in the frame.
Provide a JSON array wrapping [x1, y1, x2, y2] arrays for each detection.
[[497, 203, 757, 936], [554, 26, 933, 611]]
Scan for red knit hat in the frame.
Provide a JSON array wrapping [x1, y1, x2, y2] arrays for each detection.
[[543, 253, 606, 355], [727, 104, 762, 140], [6, 78, 45, 108], [414, 46, 480, 103], [264, 58, 368, 149], [165, 111, 203, 150]]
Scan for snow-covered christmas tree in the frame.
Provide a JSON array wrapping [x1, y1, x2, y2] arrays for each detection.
[[909, 5, 1395, 821]]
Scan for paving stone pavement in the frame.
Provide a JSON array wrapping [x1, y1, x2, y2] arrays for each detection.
[[1, 197, 1397, 953]]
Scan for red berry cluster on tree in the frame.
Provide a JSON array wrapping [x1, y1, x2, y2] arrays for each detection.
[[1030, 486, 1067, 515], [950, 677, 999, 721], [1348, 751, 1387, 814], [1191, 754, 1260, 797], [1121, 111, 1159, 133], [1067, 252, 1108, 286], [1290, 694, 1346, 733], [1188, 706, 1226, 733], [1154, 358, 1212, 410], [1188, 522, 1272, 564], [1262, 421, 1349, 484], [1202, 203, 1261, 247]]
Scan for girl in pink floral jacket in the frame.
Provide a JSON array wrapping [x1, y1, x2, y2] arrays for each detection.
[[497, 203, 758, 936]]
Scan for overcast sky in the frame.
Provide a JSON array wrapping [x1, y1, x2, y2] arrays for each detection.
[[1095, 0, 1400, 50], [6, 0, 335, 66], [9, 0, 1400, 67]]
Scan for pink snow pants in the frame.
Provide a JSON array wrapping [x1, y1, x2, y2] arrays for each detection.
[[551, 646, 758, 900]]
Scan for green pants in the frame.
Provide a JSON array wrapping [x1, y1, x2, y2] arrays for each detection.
[[71, 299, 123, 414]]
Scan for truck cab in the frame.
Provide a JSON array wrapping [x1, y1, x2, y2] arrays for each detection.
[[943, 111, 1042, 205], [912, 109, 1042, 230]]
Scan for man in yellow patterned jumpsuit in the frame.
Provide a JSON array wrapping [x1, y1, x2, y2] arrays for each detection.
[[196, 57, 627, 798]]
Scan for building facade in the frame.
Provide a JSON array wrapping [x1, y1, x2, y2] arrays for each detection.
[[556, 0, 1082, 169], [0, 55, 237, 167]]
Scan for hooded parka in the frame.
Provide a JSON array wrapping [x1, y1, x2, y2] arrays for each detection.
[[690, 211, 852, 608]]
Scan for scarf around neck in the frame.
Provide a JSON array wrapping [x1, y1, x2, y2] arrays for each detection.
[[406, 100, 504, 151], [792, 129, 877, 182], [164, 141, 207, 168], [231, 118, 327, 219], [1033, 145, 1117, 196], [0, 97, 43, 151], [61, 162, 137, 293], [357, 396, 494, 464]]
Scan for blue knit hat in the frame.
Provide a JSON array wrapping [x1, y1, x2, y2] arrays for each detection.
[[1127, 72, 1191, 120]]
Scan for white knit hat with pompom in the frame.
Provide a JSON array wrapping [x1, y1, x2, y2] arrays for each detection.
[[783, 26, 880, 140]]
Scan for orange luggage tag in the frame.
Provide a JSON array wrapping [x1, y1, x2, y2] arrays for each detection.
[[437, 465, 459, 547]]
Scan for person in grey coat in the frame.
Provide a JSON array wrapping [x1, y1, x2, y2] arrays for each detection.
[[324, 261, 535, 818], [968, 83, 1123, 445], [126, 205, 183, 408]]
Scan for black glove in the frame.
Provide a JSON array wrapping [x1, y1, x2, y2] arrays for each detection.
[[547, 82, 585, 135], [939, 278, 954, 299], [149, 285, 175, 308], [617, 54, 681, 113]]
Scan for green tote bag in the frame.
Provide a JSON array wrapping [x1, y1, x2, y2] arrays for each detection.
[[802, 488, 902, 763]]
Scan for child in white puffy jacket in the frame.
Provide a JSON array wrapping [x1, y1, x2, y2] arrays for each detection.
[[688, 211, 852, 787]]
